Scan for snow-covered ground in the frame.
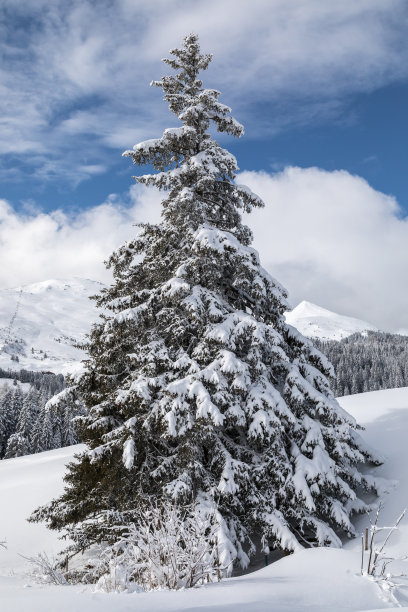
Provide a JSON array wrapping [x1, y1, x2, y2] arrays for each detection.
[[285, 300, 378, 340], [0, 378, 31, 392], [1, 388, 408, 611], [0, 278, 103, 374]]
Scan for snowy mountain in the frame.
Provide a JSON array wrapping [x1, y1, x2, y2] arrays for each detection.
[[285, 300, 378, 341], [0, 278, 382, 376], [1, 387, 408, 610], [0, 279, 380, 377], [0, 278, 103, 375]]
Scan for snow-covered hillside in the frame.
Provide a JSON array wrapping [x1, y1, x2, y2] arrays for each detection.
[[0, 278, 103, 375], [1, 388, 408, 611], [285, 300, 378, 341], [0, 279, 381, 378]]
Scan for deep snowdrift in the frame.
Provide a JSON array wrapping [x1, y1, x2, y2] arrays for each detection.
[[1, 388, 408, 611]]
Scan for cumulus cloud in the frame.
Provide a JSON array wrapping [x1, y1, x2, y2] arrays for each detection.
[[1, 0, 408, 183], [241, 167, 408, 332], [0, 166, 407, 331], [0, 185, 161, 288]]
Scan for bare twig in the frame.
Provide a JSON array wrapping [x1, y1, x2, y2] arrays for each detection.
[[367, 504, 381, 575], [361, 502, 407, 605], [19, 552, 67, 585], [372, 509, 406, 576]]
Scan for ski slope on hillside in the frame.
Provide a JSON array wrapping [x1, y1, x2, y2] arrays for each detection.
[[0, 278, 103, 375], [1, 388, 408, 611], [285, 300, 378, 340]]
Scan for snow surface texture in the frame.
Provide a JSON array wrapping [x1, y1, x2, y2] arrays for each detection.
[[285, 300, 378, 341], [0, 278, 103, 374], [1, 387, 408, 610]]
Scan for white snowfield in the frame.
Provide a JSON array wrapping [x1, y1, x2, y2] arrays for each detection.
[[0, 278, 103, 374], [285, 300, 378, 341], [1, 387, 408, 611]]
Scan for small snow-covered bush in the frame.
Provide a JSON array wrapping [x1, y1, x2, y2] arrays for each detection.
[[95, 502, 233, 592], [21, 552, 67, 585]]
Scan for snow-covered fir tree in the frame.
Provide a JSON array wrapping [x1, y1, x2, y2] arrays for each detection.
[[4, 387, 39, 458], [0, 373, 75, 459], [0, 386, 23, 458], [31, 35, 380, 569], [0, 385, 9, 456]]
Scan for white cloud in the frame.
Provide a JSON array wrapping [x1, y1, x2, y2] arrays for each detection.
[[0, 185, 162, 289], [1, 167, 407, 331], [240, 167, 408, 332], [1, 0, 408, 182]]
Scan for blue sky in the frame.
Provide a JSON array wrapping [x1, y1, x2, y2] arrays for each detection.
[[1, 0, 408, 330]]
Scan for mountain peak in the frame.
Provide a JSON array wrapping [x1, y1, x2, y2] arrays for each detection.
[[285, 301, 378, 341]]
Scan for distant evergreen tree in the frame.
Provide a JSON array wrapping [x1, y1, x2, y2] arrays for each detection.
[[0, 385, 9, 456], [4, 432, 28, 458], [30, 411, 44, 454], [40, 407, 55, 452], [0, 387, 23, 457], [0, 371, 78, 459], [11, 386, 23, 430], [31, 35, 379, 569], [61, 400, 81, 447], [52, 413, 63, 450], [4, 388, 39, 458]]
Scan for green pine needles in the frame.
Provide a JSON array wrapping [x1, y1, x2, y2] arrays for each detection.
[[31, 34, 381, 574]]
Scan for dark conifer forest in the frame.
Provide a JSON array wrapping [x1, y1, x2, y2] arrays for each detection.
[[314, 331, 408, 396]]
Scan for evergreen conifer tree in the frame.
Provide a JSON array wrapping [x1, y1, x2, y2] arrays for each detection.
[[0, 385, 8, 457], [61, 404, 79, 447], [4, 431, 28, 458], [4, 388, 39, 458], [32, 35, 380, 568], [40, 408, 54, 452], [0, 386, 23, 458], [30, 413, 44, 454]]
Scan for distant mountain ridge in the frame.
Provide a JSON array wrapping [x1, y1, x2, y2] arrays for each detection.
[[285, 300, 378, 341], [0, 278, 104, 374], [0, 279, 390, 376]]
